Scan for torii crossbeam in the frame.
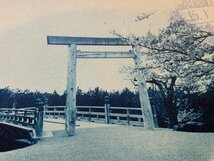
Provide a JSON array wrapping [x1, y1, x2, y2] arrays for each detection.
[[47, 36, 155, 136]]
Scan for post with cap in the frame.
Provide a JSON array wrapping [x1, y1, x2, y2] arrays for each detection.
[[35, 98, 44, 137], [104, 96, 110, 124], [44, 98, 49, 118]]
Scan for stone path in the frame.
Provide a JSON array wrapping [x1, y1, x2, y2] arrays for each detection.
[[0, 120, 214, 161], [43, 118, 117, 137]]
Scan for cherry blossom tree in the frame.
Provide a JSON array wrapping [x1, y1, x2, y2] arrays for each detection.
[[115, 19, 214, 127]]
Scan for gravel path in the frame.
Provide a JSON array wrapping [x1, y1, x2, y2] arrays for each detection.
[[0, 123, 214, 161]]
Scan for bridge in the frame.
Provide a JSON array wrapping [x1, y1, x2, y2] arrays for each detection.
[[0, 96, 158, 144]]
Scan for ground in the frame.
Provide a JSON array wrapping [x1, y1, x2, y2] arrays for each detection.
[[0, 121, 214, 161]]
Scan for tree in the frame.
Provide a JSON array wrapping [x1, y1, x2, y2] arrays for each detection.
[[15, 89, 36, 108], [0, 87, 13, 108], [115, 19, 214, 128]]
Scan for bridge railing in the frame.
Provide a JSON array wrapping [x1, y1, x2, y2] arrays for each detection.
[[0, 99, 44, 137], [45, 103, 144, 126], [0, 108, 37, 128]]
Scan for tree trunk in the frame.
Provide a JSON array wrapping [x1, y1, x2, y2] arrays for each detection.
[[166, 97, 178, 128], [166, 76, 178, 128]]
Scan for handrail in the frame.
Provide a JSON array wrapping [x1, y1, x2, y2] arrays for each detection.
[[45, 105, 143, 126], [0, 99, 44, 138], [0, 108, 37, 129], [110, 107, 141, 110]]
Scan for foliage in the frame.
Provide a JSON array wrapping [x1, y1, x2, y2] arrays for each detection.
[[0, 87, 140, 108], [114, 19, 214, 127], [0, 87, 13, 108], [117, 19, 214, 92]]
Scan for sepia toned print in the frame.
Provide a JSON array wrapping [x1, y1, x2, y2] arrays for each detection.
[[0, 0, 213, 161]]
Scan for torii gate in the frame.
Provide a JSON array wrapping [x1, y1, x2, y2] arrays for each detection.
[[47, 36, 155, 136]]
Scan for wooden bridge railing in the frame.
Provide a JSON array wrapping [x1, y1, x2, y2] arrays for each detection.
[[45, 106, 143, 126], [45, 97, 144, 126], [0, 108, 37, 127], [0, 108, 36, 128], [0, 98, 44, 137]]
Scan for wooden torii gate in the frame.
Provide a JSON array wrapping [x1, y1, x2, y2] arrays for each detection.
[[47, 36, 155, 136]]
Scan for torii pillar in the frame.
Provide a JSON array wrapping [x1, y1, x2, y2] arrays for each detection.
[[47, 36, 155, 136], [66, 44, 77, 136]]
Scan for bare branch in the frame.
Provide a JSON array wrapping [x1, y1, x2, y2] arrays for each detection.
[[135, 12, 156, 22]]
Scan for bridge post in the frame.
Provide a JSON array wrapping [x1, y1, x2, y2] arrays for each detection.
[[88, 107, 91, 122], [127, 109, 130, 126], [44, 98, 49, 118], [104, 96, 110, 124], [35, 98, 44, 137], [12, 102, 16, 110]]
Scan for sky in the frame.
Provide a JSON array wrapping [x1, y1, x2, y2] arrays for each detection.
[[1, 0, 212, 94]]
